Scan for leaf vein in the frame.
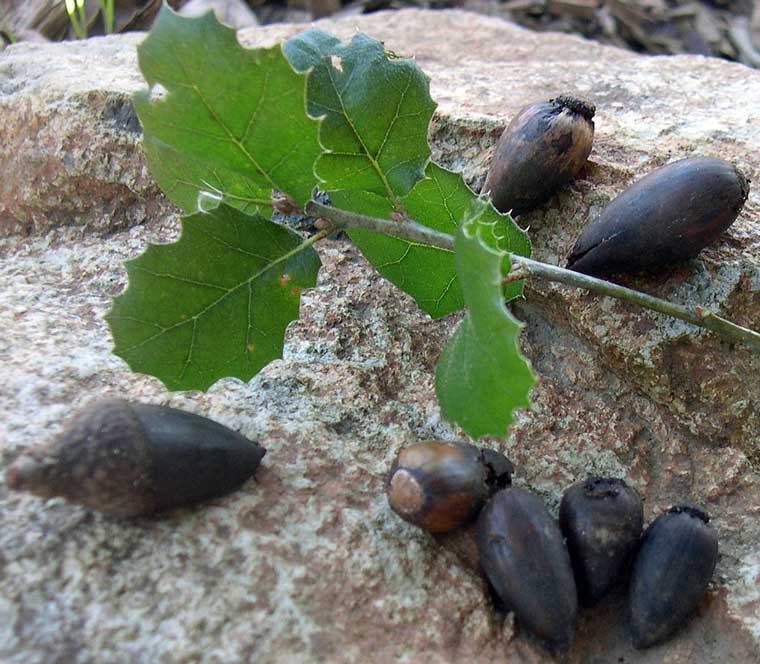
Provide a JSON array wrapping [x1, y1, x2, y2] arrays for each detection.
[[131, 267, 229, 291], [118, 234, 312, 356], [241, 68, 271, 145], [326, 59, 399, 203], [374, 69, 413, 162], [193, 225, 277, 262]]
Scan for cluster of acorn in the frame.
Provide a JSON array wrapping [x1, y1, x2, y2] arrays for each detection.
[[3, 95, 742, 659], [482, 95, 749, 276], [387, 440, 718, 653]]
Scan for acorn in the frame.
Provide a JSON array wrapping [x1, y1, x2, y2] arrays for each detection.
[[482, 94, 595, 217], [559, 477, 643, 606], [566, 157, 750, 276], [628, 504, 719, 649], [386, 441, 513, 533], [476, 487, 578, 653], [4, 398, 266, 518]]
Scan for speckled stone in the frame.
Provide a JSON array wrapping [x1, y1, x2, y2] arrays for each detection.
[[0, 8, 759, 664]]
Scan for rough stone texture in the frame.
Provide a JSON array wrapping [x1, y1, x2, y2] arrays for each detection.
[[0, 33, 167, 236], [1, 8, 759, 664]]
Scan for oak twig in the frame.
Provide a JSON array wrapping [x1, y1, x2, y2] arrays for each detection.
[[307, 200, 760, 352]]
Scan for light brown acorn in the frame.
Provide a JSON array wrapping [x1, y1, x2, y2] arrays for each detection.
[[482, 94, 596, 217], [566, 157, 750, 276], [386, 441, 513, 533], [4, 398, 266, 518]]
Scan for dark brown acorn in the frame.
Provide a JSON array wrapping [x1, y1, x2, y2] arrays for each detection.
[[482, 94, 595, 217], [559, 477, 643, 607], [4, 398, 266, 518], [567, 157, 750, 276], [476, 487, 578, 653], [628, 504, 719, 649], [386, 441, 513, 533]]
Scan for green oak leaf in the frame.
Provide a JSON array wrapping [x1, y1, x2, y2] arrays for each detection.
[[134, 5, 321, 215], [283, 28, 436, 201], [435, 201, 535, 439], [107, 204, 321, 391], [332, 163, 531, 318]]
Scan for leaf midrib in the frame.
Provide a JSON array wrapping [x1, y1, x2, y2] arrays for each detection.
[[166, 46, 286, 197], [111, 233, 315, 356], [325, 54, 413, 207]]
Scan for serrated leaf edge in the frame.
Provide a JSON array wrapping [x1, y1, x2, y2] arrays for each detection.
[[434, 203, 534, 438], [106, 210, 323, 391], [135, 4, 325, 215], [284, 28, 436, 207]]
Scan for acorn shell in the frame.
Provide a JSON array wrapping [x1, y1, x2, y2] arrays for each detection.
[[482, 94, 595, 217], [386, 441, 513, 533], [628, 505, 718, 649], [559, 477, 643, 606], [566, 157, 749, 276], [4, 398, 266, 518], [476, 487, 578, 653]]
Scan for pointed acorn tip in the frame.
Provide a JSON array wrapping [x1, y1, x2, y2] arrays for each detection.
[[5, 455, 42, 492], [249, 442, 267, 469], [552, 95, 596, 122], [4, 462, 23, 490], [582, 476, 627, 498], [631, 635, 648, 650], [735, 165, 750, 203], [668, 503, 710, 524], [631, 624, 659, 651], [480, 448, 513, 491], [547, 631, 574, 656]]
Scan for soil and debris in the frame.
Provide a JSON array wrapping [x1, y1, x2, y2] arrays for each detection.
[[464, 0, 760, 66], [2, 0, 760, 66]]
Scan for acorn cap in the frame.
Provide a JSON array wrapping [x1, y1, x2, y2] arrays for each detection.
[[5, 398, 266, 518], [552, 95, 596, 122]]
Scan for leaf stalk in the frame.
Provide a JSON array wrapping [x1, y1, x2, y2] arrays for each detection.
[[306, 200, 454, 250]]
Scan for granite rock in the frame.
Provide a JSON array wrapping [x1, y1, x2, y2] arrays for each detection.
[[1, 8, 759, 663]]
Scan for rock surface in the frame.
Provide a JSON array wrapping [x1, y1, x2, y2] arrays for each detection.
[[1, 8, 759, 664]]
